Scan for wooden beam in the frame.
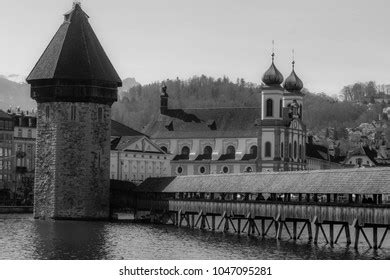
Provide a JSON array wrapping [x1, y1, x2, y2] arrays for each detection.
[[360, 227, 372, 248], [334, 224, 345, 244], [373, 226, 378, 249], [378, 227, 389, 249]]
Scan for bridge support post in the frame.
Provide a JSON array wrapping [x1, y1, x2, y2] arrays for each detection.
[[373, 226, 378, 249], [345, 225, 351, 245], [211, 215, 216, 231], [277, 221, 284, 240], [293, 221, 297, 240], [307, 222, 313, 241], [329, 223, 334, 246], [353, 219, 360, 249]]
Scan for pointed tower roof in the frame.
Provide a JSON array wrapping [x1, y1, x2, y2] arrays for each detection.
[[26, 2, 122, 86]]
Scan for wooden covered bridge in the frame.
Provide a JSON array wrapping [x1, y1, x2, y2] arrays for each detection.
[[111, 168, 390, 249]]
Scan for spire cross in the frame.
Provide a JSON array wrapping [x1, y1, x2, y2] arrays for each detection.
[[271, 40, 275, 62], [73, 1, 81, 7], [292, 49, 295, 70]]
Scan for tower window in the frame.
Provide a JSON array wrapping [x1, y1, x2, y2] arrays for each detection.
[[289, 143, 292, 158], [294, 141, 297, 159], [281, 142, 284, 158], [98, 107, 103, 121], [279, 99, 283, 118], [70, 105, 76, 121], [27, 129, 32, 138], [45, 106, 50, 121], [266, 99, 273, 117], [265, 142, 272, 158]]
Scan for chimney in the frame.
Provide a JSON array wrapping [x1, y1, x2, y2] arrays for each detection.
[[160, 83, 168, 115]]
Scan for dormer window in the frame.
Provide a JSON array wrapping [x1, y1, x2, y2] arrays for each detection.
[[207, 120, 216, 130], [165, 121, 173, 131]]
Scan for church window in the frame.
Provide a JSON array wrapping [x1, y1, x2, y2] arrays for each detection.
[[181, 146, 190, 159], [70, 105, 76, 121], [245, 166, 253, 172], [299, 104, 303, 117], [281, 142, 284, 158], [98, 107, 103, 121], [177, 166, 183, 174], [45, 106, 50, 121], [199, 166, 206, 174], [289, 143, 292, 158], [203, 146, 212, 159], [249, 145, 257, 157], [266, 99, 273, 117], [226, 145, 235, 159], [279, 99, 283, 118], [222, 166, 229, 173], [265, 142, 272, 158]]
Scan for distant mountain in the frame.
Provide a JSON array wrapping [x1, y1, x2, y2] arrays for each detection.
[[0, 75, 35, 111]]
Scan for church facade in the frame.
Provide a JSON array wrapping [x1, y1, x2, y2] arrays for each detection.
[[144, 53, 307, 175]]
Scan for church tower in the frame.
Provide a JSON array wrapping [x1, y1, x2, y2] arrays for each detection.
[[26, 3, 122, 220]]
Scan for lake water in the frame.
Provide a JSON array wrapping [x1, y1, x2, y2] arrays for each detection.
[[0, 214, 389, 260]]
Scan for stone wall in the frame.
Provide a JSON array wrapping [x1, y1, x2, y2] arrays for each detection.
[[34, 102, 111, 219]]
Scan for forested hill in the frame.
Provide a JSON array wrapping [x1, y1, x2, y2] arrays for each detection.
[[111, 75, 383, 135]]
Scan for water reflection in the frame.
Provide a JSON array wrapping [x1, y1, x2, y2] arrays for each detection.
[[0, 214, 389, 260], [31, 219, 109, 259]]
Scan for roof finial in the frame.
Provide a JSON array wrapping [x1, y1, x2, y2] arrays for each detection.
[[73, 1, 81, 8], [292, 49, 295, 70], [271, 40, 275, 63]]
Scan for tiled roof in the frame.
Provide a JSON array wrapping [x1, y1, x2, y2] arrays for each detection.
[[27, 3, 121, 86], [111, 135, 144, 150], [111, 120, 145, 137], [143, 107, 261, 139], [136, 168, 390, 194], [0, 109, 12, 119]]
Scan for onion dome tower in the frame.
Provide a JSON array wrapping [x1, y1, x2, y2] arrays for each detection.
[[260, 47, 284, 121], [283, 53, 304, 119], [26, 2, 122, 220]]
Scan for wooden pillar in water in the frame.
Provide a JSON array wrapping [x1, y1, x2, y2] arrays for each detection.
[[354, 225, 360, 249], [211, 216, 216, 231], [307, 222, 313, 241], [293, 221, 297, 240], [345, 224, 351, 244], [277, 221, 284, 240], [373, 226, 378, 249], [329, 223, 334, 245]]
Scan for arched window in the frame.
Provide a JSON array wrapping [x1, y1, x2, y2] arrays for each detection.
[[281, 142, 284, 158], [226, 145, 235, 159], [222, 166, 229, 173], [279, 99, 283, 118], [289, 143, 292, 158], [266, 99, 273, 117], [203, 146, 212, 159], [245, 166, 253, 172], [181, 146, 190, 159], [45, 106, 50, 121], [294, 141, 297, 159], [265, 142, 272, 158], [160, 146, 168, 153], [249, 145, 257, 157], [299, 104, 303, 117]]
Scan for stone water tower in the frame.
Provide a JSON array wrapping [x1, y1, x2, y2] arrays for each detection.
[[26, 2, 122, 219]]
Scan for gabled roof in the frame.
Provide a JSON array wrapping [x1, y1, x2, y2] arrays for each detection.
[[26, 3, 121, 86], [111, 120, 145, 137], [0, 109, 12, 120], [143, 107, 261, 139], [136, 168, 390, 194]]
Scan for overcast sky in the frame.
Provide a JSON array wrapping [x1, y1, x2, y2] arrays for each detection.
[[0, 0, 389, 95]]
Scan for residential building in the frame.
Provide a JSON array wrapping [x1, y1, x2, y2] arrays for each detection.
[[0, 110, 14, 191], [110, 120, 172, 183]]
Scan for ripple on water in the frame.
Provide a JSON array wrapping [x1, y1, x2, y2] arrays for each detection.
[[0, 214, 389, 260]]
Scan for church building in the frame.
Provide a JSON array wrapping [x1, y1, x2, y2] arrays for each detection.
[[144, 52, 307, 175]]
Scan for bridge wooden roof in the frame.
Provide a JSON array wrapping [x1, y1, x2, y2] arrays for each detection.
[[137, 168, 390, 194]]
